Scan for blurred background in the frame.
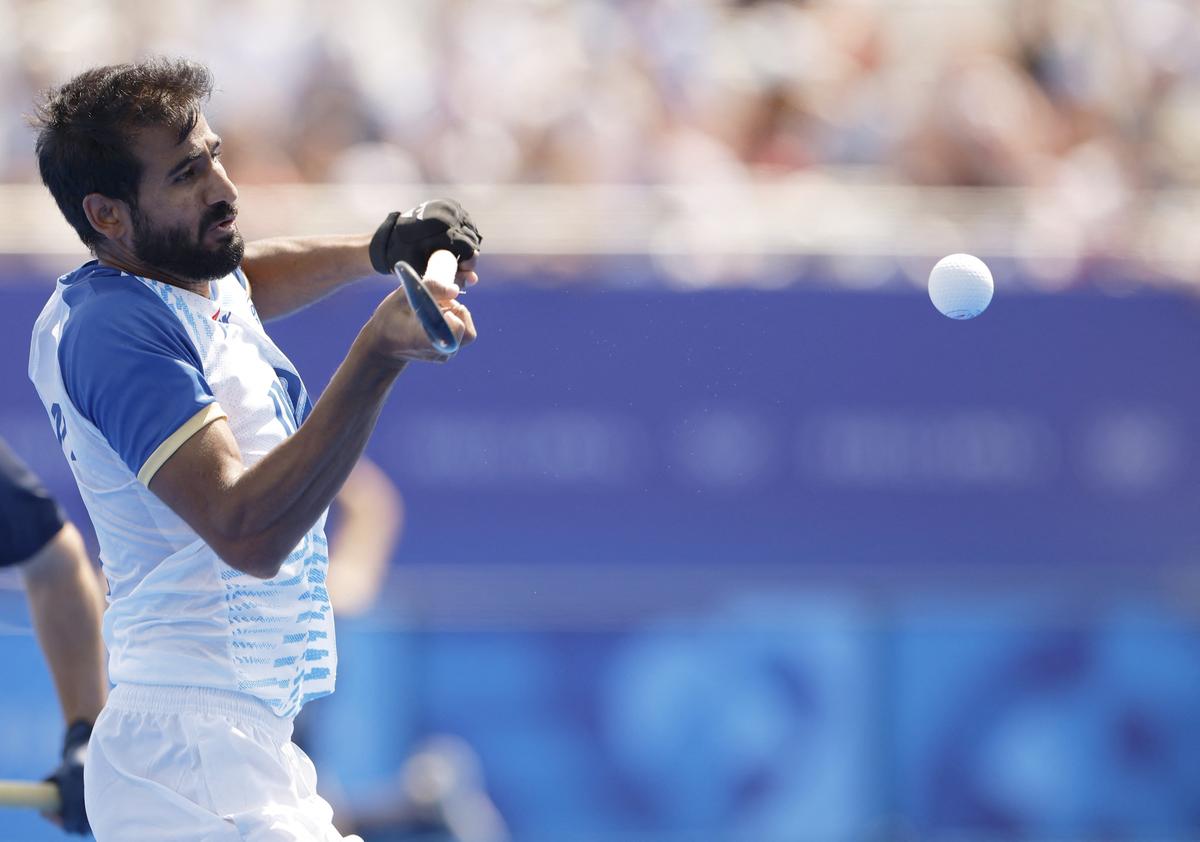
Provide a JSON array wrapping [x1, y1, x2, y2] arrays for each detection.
[[2, 0, 1200, 839]]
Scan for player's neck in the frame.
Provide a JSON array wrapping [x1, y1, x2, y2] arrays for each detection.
[[94, 245, 212, 298]]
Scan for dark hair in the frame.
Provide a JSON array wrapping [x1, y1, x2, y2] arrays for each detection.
[[31, 58, 213, 248]]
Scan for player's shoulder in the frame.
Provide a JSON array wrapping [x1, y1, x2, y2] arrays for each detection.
[[56, 261, 179, 343], [55, 262, 201, 380], [58, 260, 160, 312]]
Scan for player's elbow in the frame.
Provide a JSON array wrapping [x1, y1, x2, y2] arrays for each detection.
[[211, 534, 287, 580], [203, 504, 285, 579], [231, 554, 283, 580], [221, 547, 285, 580], [204, 494, 309, 580]]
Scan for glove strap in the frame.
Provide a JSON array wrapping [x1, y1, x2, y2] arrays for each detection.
[[369, 211, 401, 274]]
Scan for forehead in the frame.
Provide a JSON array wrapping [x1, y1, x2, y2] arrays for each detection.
[[132, 112, 215, 173]]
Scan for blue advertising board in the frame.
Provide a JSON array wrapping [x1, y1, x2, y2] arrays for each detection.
[[2, 264, 1198, 840]]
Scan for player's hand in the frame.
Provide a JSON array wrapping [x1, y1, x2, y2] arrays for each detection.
[[420, 255, 479, 301], [369, 199, 482, 278], [44, 720, 91, 836], [452, 254, 479, 293], [366, 281, 477, 365]]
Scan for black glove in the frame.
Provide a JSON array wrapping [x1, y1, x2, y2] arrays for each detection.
[[369, 199, 482, 277], [46, 719, 91, 836]]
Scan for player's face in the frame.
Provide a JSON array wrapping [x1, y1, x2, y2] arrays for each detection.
[[129, 113, 244, 282]]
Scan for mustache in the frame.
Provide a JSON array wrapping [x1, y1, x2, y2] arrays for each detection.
[[200, 201, 237, 233]]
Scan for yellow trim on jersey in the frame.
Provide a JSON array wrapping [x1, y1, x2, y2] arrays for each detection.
[[137, 403, 228, 486]]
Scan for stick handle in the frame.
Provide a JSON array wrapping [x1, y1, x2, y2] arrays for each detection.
[[392, 257, 461, 355], [425, 249, 459, 287], [0, 780, 60, 811]]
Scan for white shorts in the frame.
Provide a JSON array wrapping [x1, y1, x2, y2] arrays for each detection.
[[85, 684, 361, 842]]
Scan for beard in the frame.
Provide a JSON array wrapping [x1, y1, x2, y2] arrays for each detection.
[[131, 201, 245, 282]]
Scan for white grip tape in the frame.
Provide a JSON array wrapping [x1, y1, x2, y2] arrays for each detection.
[[425, 250, 458, 286]]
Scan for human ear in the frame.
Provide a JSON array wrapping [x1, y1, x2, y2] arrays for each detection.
[[81, 194, 132, 243]]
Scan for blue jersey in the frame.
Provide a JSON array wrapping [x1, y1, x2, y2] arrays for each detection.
[[28, 261, 335, 718]]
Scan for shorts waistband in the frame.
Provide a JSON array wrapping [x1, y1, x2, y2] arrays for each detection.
[[106, 684, 292, 737]]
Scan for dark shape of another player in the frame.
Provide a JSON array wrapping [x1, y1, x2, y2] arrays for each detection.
[[0, 437, 106, 836]]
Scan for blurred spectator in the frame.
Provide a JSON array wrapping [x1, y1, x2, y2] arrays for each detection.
[[325, 456, 405, 619], [0, 0, 1196, 189], [339, 736, 510, 842], [5, 0, 1200, 282], [304, 459, 508, 841]]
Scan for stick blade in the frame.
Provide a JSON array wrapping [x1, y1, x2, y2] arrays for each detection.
[[391, 260, 460, 356]]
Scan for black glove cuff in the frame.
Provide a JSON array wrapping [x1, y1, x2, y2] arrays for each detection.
[[62, 720, 92, 757], [369, 211, 401, 274]]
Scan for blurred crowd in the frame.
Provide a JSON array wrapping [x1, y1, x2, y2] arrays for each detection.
[[2, 0, 1197, 186], [2, 0, 1200, 281]]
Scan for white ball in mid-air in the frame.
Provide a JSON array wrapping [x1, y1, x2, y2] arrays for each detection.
[[928, 253, 994, 319]]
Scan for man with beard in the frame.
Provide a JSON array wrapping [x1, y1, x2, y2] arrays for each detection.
[[28, 59, 481, 841]]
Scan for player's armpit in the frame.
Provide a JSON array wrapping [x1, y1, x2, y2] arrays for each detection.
[[146, 416, 265, 575]]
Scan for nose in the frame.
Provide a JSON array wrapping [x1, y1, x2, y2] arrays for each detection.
[[207, 158, 239, 207]]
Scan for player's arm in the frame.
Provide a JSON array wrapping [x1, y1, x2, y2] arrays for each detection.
[[239, 233, 373, 321], [0, 441, 100, 834], [241, 199, 482, 322], [20, 523, 106, 836], [149, 285, 475, 579], [19, 523, 107, 726]]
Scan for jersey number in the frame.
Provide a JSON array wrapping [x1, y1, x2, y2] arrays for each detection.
[[50, 403, 76, 461]]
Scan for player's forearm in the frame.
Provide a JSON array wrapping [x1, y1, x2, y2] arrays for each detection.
[[212, 332, 404, 578], [240, 233, 375, 321], [20, 524, 107, 724]]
